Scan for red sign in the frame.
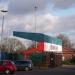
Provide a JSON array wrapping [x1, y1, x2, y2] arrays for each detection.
[[50, 45, 58, 50]]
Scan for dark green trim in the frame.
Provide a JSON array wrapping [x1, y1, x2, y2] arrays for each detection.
[[13, 31, 62, 45]]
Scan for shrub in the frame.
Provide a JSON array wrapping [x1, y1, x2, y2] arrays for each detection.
[[62, 61, 72, 65], [70, 56, 75, 64]]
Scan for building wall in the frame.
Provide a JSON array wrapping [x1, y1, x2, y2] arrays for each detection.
[[62, 48, 75, 61], [45, 52, 62, 67]]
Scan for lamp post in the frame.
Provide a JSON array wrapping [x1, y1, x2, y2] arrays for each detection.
[[0, 10, 8, 60], [34, 6, 37, 33], [34, 0, 38, 48], [34, 6, 38, 48]]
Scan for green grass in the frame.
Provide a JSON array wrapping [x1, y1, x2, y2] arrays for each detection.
[[62, 61, 72, 65]]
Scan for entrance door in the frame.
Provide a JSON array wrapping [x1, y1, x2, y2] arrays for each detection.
[[0, 61, 4, 72], [49, 52, 55, 67]]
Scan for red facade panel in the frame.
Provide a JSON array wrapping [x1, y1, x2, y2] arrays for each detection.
[[37, 42, 44, 52]]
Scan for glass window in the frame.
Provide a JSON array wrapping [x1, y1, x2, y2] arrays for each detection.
[[0, 61, 3, 65], [14, 61, 30, 65]]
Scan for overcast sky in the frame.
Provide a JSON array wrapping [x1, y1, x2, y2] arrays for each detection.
[[0, 0, 75, 43]]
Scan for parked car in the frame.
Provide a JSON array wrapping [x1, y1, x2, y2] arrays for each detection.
[[13, 60, 33, 71], [0, 60, 16, 74]]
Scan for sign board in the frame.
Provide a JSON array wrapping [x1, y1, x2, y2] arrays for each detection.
[[44, 43, 62, 53]]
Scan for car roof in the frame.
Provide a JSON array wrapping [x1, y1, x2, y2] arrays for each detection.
[[0, 60, 11, 61], [14, 60, 31, 61]]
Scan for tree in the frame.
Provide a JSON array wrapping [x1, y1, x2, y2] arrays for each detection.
[[0, 37, 26, 53], [27, 41, 38, 49], [56, 34, 74, 49]]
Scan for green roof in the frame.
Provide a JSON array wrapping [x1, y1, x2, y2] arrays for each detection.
[[13, 31, 62, 45]]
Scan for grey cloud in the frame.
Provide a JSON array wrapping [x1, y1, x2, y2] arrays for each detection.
[[50, 14, 75, 41], [1, 6, 75, 40], [0, 0, 8, 2], [58, 14, 75, 31], [8, 0, 49, 15], [2, 13, 58, 37], [51, 0, 75, 9], [5, 24, 26, 36], [1, 0, 75, 44]]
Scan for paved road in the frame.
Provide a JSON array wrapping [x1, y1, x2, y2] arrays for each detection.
[[2, 65, 75, 75]]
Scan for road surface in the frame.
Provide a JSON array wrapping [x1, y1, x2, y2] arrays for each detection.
[[2, 65, 75, 75]]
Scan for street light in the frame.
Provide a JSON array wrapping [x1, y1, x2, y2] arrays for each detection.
[[34, 0, 38, 48], [0, 10, 8, 60], [34, 3, 38, 49], [34, 6, 37, 33]]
